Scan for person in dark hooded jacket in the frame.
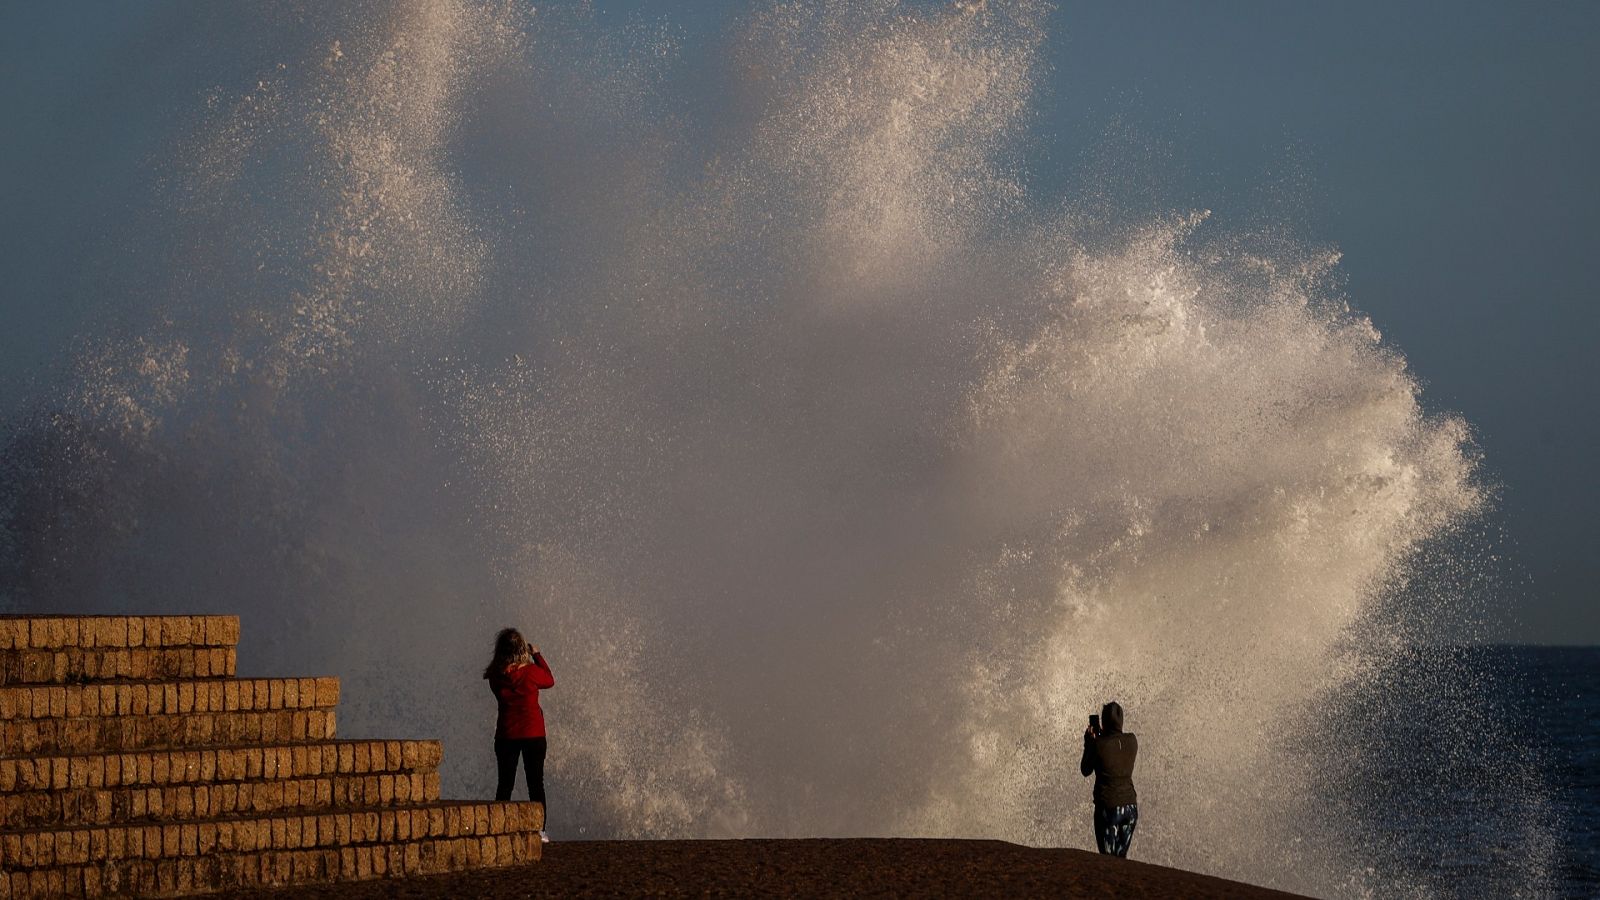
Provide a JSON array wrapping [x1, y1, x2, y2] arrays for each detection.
[[1080, 700, 1138, 857]]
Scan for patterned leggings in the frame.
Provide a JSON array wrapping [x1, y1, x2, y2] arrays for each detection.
[[1094, 803, 1138, 857]]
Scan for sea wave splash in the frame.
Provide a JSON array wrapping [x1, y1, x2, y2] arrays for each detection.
[[0, 2, 1552, 894]]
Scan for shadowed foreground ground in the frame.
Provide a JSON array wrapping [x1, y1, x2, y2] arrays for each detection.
[[226, 839, 1310, 898]]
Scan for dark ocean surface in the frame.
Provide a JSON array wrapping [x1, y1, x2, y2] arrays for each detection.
[[1305, 644, 1596, 898], [1422, 646, 1598, 898], [1513, 646, 1599, 897]]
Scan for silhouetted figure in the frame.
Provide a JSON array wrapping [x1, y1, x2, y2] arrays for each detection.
[[484, 627, 555, 843], [1080, 700, 1138, 857]]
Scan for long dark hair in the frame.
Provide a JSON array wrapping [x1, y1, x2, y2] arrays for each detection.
[[483, 627, 528, 679]]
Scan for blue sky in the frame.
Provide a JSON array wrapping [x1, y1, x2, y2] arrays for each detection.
[[2, 1, 1596, 642]]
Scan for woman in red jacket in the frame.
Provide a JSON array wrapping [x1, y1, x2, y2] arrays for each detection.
[[483, 628, 555, 840]]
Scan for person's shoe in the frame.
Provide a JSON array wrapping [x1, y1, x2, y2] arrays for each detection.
[[539, 830, 550, 844]]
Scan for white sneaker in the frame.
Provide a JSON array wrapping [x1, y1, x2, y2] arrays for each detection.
[[539, 830, 550, 844]]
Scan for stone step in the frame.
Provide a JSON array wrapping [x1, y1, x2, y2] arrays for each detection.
[[1, 770, 444, 830], [0, 645, 237, 686], [0, 616, 240, 653], [0, 707, 337, 758], [0, 740, 442, 793], [0, 801, 544, 898], [0, 676, 339, 721], [0, 677, 340, 757], [0, 741, 444, 828]]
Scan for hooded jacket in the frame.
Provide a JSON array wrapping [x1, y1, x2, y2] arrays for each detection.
[[1080, 701, 1138, 808]]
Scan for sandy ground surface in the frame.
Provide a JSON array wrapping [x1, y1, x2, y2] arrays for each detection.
[[224, 839, 1309, 898]]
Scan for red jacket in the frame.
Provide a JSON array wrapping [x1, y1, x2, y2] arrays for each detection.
[[487, 654, 555, 739]]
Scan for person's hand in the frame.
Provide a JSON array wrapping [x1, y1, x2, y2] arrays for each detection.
[[528, 645, 540, 656]]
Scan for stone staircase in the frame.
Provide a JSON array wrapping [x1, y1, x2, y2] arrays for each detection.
[[0, 615, 542, 897]]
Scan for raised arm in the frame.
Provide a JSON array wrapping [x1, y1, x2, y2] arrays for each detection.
[[526, 651, 555, 689], [1080, 730, 1096, 778]]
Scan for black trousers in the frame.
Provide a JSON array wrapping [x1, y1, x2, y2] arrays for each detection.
[[494, 736, 547, 812]]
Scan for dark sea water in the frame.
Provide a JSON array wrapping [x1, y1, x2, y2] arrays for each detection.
[[1408, 646, 1599, 898], [1306, 643, 1596, 898], [1511, 646, 1600, 897]]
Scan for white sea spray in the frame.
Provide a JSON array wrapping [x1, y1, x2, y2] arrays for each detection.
[[0, 3, 1551, 894]]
